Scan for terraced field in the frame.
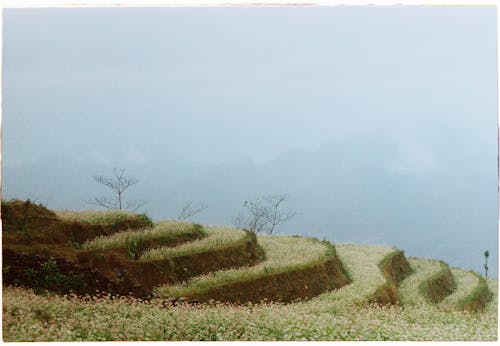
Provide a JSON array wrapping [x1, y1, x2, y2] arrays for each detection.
[[2, 200, 497, 341], [155, 235, 350, 303], [399, 258, 450, 306], [83, 220, 206, 258], [140, 225, 248, 261], [441, 267, 482, 310], [302, 244, 398, 313]]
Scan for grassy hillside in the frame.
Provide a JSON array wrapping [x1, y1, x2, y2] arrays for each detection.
[[3, 265, 496, 341], [1, 200, 497, 341], [83, 220, 206, 258], [155, 235, 350, 303]]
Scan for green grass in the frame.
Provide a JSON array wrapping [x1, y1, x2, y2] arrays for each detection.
[[139, 226, 247, 261], [485, 278, 498, 315], [456, 272, 493, 312], [399, 260, 492, 314], [83, 221, 204, 252], [399, 257, 443, 306], [417, 260, 455, 304], [3, 282, 497, 341], [2, 243, 497, 341], [300, 244, 395, 314], [56, 209, 153, 227], [439, 268, 479, 311], [364, 250, 411, 305], [154, 235, 332, 298], [2, 207, 498, 342]]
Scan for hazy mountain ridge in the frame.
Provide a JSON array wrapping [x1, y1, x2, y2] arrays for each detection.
[[3, 135, 497, 277]]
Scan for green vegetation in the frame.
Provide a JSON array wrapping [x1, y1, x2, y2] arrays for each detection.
[[388, 258, 493, 315], [378, 250, 412, 284], [367, 250, 412, 305], [156, 236, 328, 296], [399, 258, 443, 306], [140, 226, 247, 260], [2, 202, 497, 341], [302, 244, 395, 312], [457, 272, 493, 312], [2, 199, 59, 233], [154, 235, 349, 302], [485, 278, 498, 315], [440, 268, 480, 310], [418, 260, 456, 304], [4, 201, 267, 298], [83, 221, 205, 259], [3, 244, 498, 341], [20, 258, 87, 294], [56, 209, 153, 228]]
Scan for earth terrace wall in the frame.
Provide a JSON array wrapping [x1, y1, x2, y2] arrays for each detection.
[[418, 261, 456, 304], [457, 272, 493, 312], [83, 224, 207, 260], [2, 201, 154, 247], [2, 249, 118, 296], [3, 202, 263, 297], [170, 243, 351, 304], [3, 202, 155, 296], [4, 230, 263, 298], [367, 250, 412, 305], [75, 230, 265, 297]]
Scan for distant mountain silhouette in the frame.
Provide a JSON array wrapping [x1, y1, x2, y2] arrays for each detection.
[[3, 135, 497, 277]]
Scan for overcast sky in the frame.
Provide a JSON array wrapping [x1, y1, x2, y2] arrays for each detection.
[[2, 6, 498, 275], [4, 6, 496, 166]]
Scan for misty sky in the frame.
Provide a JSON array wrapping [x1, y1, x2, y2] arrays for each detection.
[[2, 6, 498, 276]]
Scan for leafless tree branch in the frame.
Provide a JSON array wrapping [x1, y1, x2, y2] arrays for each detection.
[[178, 201, 208, 220], [231, 213, 246, 230], [97, 197, 116, 209], [126, 199, 149, 212], [88, 168, 147, 211], [232, 193, 296, 235]]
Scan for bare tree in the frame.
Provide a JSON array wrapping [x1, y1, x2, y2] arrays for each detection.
[[177, 201, 208, 220], [88, 168, 147, 211], [232, 193, 297, 235], [263, 194, 297, 235]]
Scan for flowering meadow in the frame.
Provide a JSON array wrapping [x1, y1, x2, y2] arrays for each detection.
[[155, 235, 330, 298], [3, 283, 497, 341], [55, 209, 148, 225], [140, 225, 247, 260], [83, 220, 203, 252], [399, 257, 443, 306], [3, 242, 496, 341]]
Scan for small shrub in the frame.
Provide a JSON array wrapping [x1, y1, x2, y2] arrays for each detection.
[[21, 258, 88, 294], [127, 239, 144, 260]]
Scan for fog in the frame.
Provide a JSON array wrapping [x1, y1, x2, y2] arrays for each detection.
[[2, 6, 498, 276]]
